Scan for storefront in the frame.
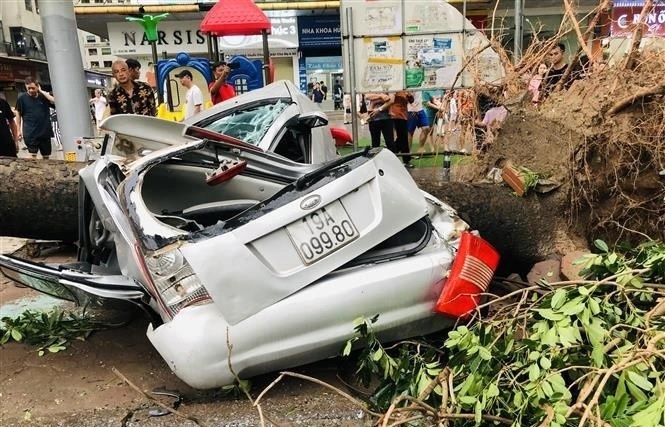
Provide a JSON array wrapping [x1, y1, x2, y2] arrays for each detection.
[[606, 0, 665, 62], [297, 14, 343, 110]]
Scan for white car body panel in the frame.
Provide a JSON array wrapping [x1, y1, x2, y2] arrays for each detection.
[[148, 247, 452, 389]]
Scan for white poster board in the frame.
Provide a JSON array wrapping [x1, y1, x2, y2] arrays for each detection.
[[341, 0, 503, 92]]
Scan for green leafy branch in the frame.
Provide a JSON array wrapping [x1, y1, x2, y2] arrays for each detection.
[[341, 239, 665, 427], [1, 309, 95, 356]]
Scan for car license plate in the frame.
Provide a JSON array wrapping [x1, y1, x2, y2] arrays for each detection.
[[286, 200, 359, 264]]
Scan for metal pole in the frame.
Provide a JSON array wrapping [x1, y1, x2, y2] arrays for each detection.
[[261, 29, 271, 86], [40, 0, 94, 159], [207, 33, 214, 62], [514, 0, 523, 62], [151, 42, 162, 104], [345, 6, 358, 152]]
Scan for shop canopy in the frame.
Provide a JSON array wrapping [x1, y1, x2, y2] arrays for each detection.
[[199, 0, 271, 36], [199, 0, 272, 84]]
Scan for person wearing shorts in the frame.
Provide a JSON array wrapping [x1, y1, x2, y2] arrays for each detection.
[[15, 77, 55, 159], [407, 91, 432, 154]]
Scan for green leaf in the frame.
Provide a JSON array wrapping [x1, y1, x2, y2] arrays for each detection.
[[342, 340, 353, 357], [372, 347, 384, 362], [627, 370, 653, 391], [551, 289, 568, 309], [478, 347, 492, 361], [560, 297, 585, 316], [591, 344, 604, 367], [588, 298, 601, 315], [528, 363, 541, 381], [539, 356, 551, 370], [626, 380, 648, 402], [10, 328, 23, 341], [534, 308, 565, 321], [475, 400, 483, 424], [594, 239, 609, 253], [541, 326, 558, 347], [486, 383, 500, 398]]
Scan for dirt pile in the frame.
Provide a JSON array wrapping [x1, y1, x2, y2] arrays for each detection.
[[481, 51, 665, 245]]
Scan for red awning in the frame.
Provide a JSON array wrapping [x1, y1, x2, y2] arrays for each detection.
[[199, 0, 271, 36]]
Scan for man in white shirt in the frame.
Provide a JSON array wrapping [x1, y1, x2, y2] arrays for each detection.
[[89, 89, 107, 130], [176, 70, 203, 119]]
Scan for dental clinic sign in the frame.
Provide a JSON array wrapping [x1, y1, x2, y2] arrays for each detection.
[[611, 1, 665, 37]]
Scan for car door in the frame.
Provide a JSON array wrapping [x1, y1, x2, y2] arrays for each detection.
[[121, 140, 429, 324], [0, 253, 145, 307]]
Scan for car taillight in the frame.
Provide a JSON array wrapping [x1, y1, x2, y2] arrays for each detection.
[[434, 231, 499, 319], [143, 248, 212, 317]]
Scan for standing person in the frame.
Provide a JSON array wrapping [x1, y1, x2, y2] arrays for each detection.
[[311, 82, 324, 107], [108, 60, 157, 116], [407, 91, 433, 155], [333, 80, 343, 110], [0, 95, 18, 157], [343, 93, 352, 124], [15, 77, 55, 159], [390, 90, 414, 168], [320, 81, 328, 100], [528, 63, 548, 107], [542, 43, 568, 98], [176, 70, 203, 119], [125, 58, 142, 81], [89, 89, 107, 128], [209, 61, 236, 105], [366, 92, 395, 151]]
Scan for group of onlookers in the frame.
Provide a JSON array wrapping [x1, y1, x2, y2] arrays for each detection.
[[527, 43, 607, 106]]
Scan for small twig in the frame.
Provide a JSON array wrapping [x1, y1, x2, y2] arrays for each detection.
[[112, 367, 208, 427], [268, 371, 382, 418], [537, 405, 555, 427]]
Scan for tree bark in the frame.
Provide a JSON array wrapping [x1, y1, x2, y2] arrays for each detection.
[[0, 157, 84, 241], [0, 158, 585, 270]]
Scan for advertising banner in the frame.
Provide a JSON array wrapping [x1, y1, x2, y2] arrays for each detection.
[[611, 1, 665, 37], [340, 0, 503, 92]]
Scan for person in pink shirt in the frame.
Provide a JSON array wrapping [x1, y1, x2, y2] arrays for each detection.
[[528, 63, 548, 107]]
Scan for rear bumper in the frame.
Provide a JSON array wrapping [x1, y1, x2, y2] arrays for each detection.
[[147, 249, 454, 389]]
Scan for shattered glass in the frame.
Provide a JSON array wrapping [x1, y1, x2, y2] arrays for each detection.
[[202, 100, 289, 146]]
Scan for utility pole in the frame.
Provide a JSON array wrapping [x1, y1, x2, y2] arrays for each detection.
[[514, 0, 523, 63], [40, 0, 94, 159]]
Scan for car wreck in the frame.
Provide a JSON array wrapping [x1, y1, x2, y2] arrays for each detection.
[[0, 81, 499, 389]]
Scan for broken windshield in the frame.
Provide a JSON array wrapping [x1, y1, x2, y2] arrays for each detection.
[[200, 99, 290, 147]]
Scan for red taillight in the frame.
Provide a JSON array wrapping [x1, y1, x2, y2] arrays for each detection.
[[435, 231, 499, 318]]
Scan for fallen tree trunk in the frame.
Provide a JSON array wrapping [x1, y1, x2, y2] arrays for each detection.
[[0, 158, 586, 270], [0, 157, 84, 241]]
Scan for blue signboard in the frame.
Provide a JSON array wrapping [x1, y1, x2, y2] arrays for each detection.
[[297, 15, 342, 48], [305, 56, 343, 72]]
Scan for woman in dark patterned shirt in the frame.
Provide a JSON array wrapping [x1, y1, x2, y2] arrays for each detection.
[[108, 60, 157, 117]]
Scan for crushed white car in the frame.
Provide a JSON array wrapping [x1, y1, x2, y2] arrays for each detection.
[[0, 81, 499, 389]]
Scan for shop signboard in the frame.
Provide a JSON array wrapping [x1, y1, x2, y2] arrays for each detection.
[[298, 15, 342, 48], [340, 0, 502, 92], [611, 0, 665, 37], [108, 16, 298, 56]]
